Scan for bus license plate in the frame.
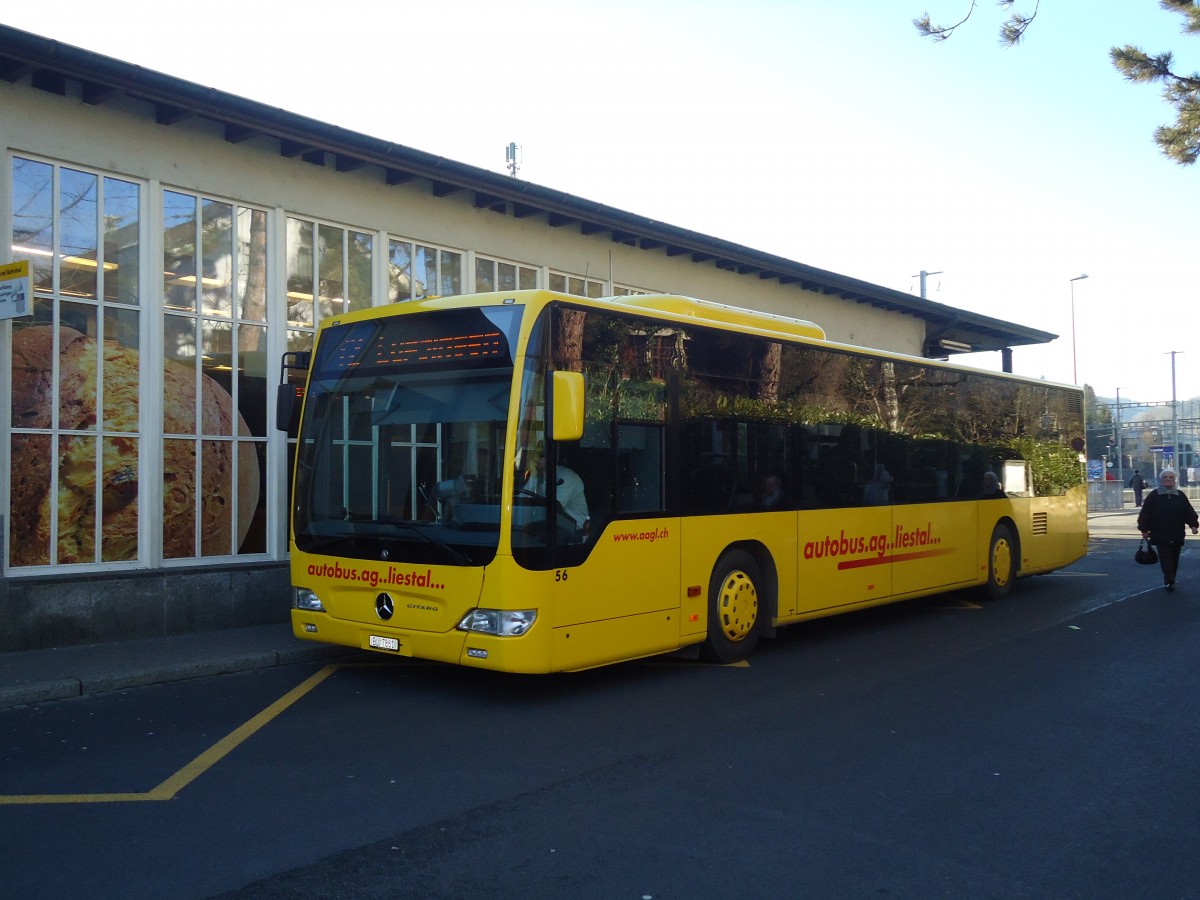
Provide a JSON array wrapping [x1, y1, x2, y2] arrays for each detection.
[[369, 635, 400, 651]]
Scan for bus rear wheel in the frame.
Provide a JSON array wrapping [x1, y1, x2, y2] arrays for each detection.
[[701, 550, 764, 664], [985, 524, 1016, 601]]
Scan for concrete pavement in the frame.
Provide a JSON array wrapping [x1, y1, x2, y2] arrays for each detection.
[[1086, 505, 1144, 539], [0, 621, 359, 710], [0, 509, 1148, 710]]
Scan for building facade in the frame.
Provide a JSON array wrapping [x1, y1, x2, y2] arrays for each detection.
[[0, 25, 1055, 651]]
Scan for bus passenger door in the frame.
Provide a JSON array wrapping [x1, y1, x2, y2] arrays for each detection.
[[550, 422, 680, 668], [591, 422, 678, 618]]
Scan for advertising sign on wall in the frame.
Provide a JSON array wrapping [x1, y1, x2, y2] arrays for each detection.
[[0, 260, 31, 320]]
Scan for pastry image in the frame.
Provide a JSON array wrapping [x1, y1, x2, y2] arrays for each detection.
[[10, 324, 260, 565]]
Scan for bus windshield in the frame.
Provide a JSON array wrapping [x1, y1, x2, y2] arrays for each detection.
[[292, 305, 524, 566]]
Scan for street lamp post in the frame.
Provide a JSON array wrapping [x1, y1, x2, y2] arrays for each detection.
[[1116, 387, 1124, 500], [1168, 350, 1182, 475], [1069, 274, 1089, 384]]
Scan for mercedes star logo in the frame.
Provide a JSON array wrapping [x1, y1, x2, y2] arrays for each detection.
[[375, 593, 394, 621]]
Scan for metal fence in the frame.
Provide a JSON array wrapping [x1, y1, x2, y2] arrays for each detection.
[[1087, 482, 1200, 511], [1087, 482, 1125, 511]]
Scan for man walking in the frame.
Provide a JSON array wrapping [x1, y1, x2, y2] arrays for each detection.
[[1137, 468, 1199, 592], [1129, 469, 1146, 507]]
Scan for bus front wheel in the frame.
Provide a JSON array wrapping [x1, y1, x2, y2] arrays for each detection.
[[985, 524, 1016, 601], [701, 550, 764, 664]]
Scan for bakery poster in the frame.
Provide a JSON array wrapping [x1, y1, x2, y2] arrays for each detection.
[[0, 260, 32, 320], [11, 322, 262, 566]]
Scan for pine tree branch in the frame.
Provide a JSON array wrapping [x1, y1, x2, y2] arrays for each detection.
[[1160, 0, 1200, 35], [998, 2, 1040, 47], [1111, 46, 1200, 90], [913, 1, 978, 41], [914, 1, 1039, 46]]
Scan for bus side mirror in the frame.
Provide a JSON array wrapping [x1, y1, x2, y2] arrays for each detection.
[[275, 351, 311, 435], [276, 382, 302, 433], [551, 371, 585, 442]]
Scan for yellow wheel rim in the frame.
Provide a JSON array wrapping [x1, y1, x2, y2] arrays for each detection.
[[717, 570, 758, 643], [992, 538, 1013, 588]]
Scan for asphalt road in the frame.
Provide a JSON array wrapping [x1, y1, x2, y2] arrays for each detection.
[[2, 530, 1197, 899]]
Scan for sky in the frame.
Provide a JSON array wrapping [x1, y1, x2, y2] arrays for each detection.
[[6, 0, 1199, 405]]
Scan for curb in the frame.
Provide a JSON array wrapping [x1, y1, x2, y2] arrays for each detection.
[[0, 644, 356, 711]]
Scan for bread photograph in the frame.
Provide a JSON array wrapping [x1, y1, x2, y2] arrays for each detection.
[[10, 324, 261, 566]]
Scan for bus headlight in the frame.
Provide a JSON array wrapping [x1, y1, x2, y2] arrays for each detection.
[[457, 608, 537, 636], [293, 587, 326, 612]]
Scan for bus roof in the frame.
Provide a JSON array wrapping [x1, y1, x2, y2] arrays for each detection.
[[605, 294, 825, 341], [326, 290, 1077, 391], [397, 290, 825, 341]]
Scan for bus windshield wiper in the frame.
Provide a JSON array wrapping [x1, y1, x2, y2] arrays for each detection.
[[362, 517, 472, 565], [297, 533, 361, 554]]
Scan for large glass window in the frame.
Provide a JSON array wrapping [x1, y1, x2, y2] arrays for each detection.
[[475, 254, 537, 293], [387, 237, 462, 303], [285, 217, 373, 328], [9, 157, 142, 567], [162, 190, 268, 558], [548, 271, 605, 298]]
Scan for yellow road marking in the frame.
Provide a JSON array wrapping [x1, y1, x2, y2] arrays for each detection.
[[0, 664, 339, 806], [2, 651, 739, 805]]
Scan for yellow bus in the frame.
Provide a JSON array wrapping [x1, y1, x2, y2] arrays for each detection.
[[282, 289, 1087, 672]]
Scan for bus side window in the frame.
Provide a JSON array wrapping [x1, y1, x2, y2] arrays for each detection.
[[616, 424, 664, 514]]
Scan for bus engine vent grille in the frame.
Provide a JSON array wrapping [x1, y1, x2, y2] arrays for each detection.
[[1032, 512, 1049, 535]]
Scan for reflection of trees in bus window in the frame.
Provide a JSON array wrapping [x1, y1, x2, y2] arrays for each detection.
[[550, 308, 672, 527], [954, 374, 1019, 444], [572, 309, 671, 427], [678, 329, 768, 420]]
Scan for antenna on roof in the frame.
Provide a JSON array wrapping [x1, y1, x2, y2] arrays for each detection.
[[911, 269, 943, 299], [505, 142, 522, 178]]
